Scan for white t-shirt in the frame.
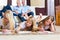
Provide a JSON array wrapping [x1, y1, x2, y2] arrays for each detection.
[[19, 21, 26, 29]]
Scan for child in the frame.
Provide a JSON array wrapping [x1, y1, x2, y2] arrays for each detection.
[[38, 16, 55, 32], [15, 17, 33, 33], [2, 10, 15, 33]]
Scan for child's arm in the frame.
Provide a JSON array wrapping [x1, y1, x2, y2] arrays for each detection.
[[11, 25, 21, 34], [50, 21, 55, 32], [38, 27, 44, 32], [15, 22, 26, 33], [15, 25, 21, 32]]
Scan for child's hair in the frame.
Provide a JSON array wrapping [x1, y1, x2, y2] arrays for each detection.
[[3, 10, 15, 30], [41, 16, 54, 23], [38, 16, 54, 27], [3, 10, 11, 26], [5, 10, 13, 16], [4, 10, 14, 21], [38, 22, 43, 27], [25, 18, 33, 31]]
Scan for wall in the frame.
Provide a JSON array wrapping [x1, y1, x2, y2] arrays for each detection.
[[0, 0, 7, 6], [47, 0, 55, 16], [47, 0, 55, 20], [0, 0, 7, 10], [30, 0, 45, 8], [12, 0, 27, 6]]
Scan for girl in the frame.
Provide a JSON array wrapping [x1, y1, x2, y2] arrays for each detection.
[[2, 10, 15, 33], [15, 17, 33, 33], [38, 16, 55, 32]]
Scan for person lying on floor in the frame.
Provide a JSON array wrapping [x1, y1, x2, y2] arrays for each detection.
[[1, 10, 15, 33], [15, 15, 41, 33], [15, 17, 33, 33], [14, 14, 42, 32], [38, 16, 55, 32]]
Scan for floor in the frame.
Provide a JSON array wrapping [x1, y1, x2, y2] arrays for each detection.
[[0, 26, 60, 40], [55, 26, 60, 32]]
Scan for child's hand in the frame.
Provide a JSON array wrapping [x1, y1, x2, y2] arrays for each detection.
[[50, 21, 55, 32], [2, 29, 7, 33], [51, 21, 55, 25]]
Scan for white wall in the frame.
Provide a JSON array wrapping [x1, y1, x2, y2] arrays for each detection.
[[47, 0, 55, 16], [12, 0, 22, 6], [0, 0, 7, 10], [12, 0, 17, 6], [30, 0, 45, 8], [0, 0, 7, 6], [47, 0, 55, 21], [12, 0, 27, 6]]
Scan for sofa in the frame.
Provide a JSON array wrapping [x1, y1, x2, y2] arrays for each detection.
[[0, 6, 47, 23]]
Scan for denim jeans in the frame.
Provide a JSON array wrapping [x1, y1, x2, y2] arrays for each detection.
[[18, 12, 34, 22]]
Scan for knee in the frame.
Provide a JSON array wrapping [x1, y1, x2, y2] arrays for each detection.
[[30, 12, 34, 16]]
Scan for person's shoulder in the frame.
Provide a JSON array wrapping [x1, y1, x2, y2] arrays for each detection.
[[20, 21, 26, 25]]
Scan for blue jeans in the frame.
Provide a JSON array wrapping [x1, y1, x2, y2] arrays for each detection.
[[27, 12, 34, 16], [18, 12, 34, 22], [18, 13, 26, 22]]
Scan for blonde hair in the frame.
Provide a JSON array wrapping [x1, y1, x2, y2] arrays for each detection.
[[4, 10, 15, 30], [38, 16, 54, 27], [40, 16, 54, 23]]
